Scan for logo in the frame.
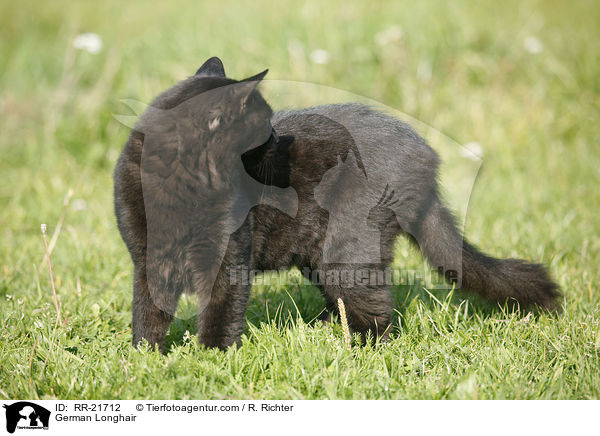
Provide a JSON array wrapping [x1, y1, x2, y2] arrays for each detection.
[[2, 402, 50, 433]]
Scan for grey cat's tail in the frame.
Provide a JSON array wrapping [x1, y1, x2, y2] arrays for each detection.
[[412, 192, 561, 310]]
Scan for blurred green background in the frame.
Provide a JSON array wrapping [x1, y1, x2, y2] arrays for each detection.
[[0, 0, 599, 399]]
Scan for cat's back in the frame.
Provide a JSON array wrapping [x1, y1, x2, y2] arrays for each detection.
[[272, 102, 440, 177], [273, 103, 420, 141]]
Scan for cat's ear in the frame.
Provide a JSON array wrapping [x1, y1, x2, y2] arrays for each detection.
[[232, 69, 268, 105], [195, 57, 226, 77], [236, 70, 269, 95], [242, 69, 268, 83]]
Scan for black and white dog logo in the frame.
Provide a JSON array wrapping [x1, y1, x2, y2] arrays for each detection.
[[3, 402, 50, 433]]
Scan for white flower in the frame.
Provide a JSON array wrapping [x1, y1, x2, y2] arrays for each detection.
[[310, 49, 330, 65], [523, 36, 543, 54], [73, 33, 103, 54], [72, 199, 87, 211], [460, 142, 484, 160], [375, 25, 404, 47]]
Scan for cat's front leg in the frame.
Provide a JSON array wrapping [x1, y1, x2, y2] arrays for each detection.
[[196, 277, 252, 350], [196, 227, 253, 350], [132, 264, 178, 352]]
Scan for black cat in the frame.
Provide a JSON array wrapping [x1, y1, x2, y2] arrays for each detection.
[[114, 57, 296, 350], [114, 57, 560, 351], [245, 104, 561, 339]]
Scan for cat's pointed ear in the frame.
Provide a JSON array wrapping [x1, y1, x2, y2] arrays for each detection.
[[233, 69, 268, 101], [242, 69, 268, 84], [195, 57, 226, 77]]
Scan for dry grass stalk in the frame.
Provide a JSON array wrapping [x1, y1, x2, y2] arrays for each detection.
[[41, 224, 62, 326], [337, 298, 351, 350]]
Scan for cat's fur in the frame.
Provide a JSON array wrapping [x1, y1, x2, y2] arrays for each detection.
[[246, 105, 561, 333], [114, 57, 560, 351], [114, 57, 287, 349]]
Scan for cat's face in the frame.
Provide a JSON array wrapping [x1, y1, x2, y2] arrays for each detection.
[[241, 130, 293, 188], [242, 113, 365, 192]]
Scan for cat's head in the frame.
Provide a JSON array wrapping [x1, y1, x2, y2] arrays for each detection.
[[242, 113, 366, 191], [137, 57, 275, 183]]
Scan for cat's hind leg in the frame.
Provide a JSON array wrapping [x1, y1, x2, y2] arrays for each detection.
[[319, 203, 401, 342], [322, 267, 394, 344]]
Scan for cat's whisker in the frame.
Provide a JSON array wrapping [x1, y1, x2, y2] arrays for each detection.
[[266, 160, 274, 186]]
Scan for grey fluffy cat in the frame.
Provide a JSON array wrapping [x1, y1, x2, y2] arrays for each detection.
[[114, 57, 560, 351]]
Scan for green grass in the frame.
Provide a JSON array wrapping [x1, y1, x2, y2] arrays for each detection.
[[1, 0, 599, 399]]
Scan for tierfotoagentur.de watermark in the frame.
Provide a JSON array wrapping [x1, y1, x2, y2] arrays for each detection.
[[227, 265, 458, 289]]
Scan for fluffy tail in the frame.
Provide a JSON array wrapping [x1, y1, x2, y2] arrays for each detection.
[[412, 192, 561, 310]]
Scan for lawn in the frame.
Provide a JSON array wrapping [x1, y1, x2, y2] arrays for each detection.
[[1, 0, 599, 399]]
